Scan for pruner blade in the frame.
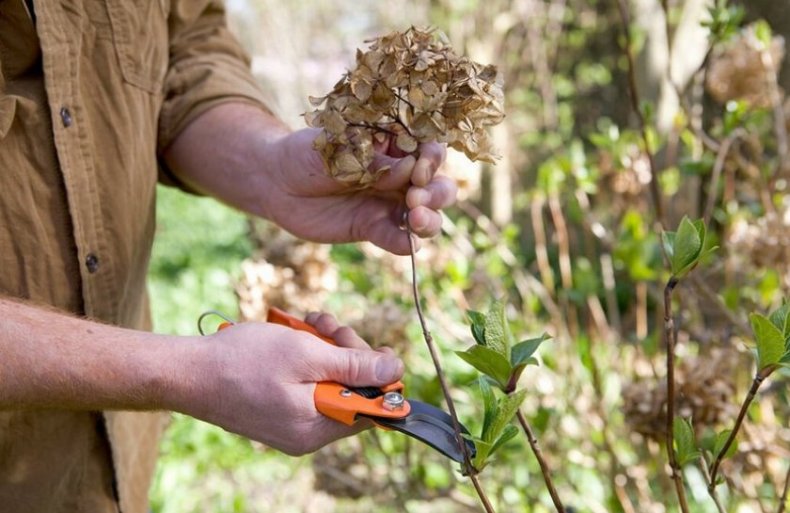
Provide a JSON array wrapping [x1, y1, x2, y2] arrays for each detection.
[[363, 400, 476, 464], [265, 307, 476, 464]]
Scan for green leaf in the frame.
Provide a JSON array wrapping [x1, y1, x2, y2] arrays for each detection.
[[750, 313, 786, 369], [479, 377, 497, 436], [754, 19, 773, 48], [511, 334, 551, 367], [470, 437, 493, 471], [662, 231, 676, 262], [485, 390, 527, 443], [671, 216, 703, 277], [467, 310, 487, 345], [456, 345, 513, 390], [484, 300, 511, 357], [489, 424, 519, 456], [713, 429, 737, 459], [768, 303, 790, 342], [673, 417, 700, 467]]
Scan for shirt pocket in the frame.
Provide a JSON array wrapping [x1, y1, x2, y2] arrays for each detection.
[[105, 0, 170, 94]]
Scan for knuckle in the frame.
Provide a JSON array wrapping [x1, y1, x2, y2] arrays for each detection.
[[342, 351, 366, 383]]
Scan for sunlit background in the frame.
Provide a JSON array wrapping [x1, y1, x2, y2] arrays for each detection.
[[149, 1, 790, 512]]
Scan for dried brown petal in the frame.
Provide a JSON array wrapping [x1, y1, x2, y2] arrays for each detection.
[[396, 132, 418, 153], [304, 26, 505, 187]]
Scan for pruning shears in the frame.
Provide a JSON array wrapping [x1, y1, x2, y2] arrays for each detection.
[[198, 307, 476, 463]]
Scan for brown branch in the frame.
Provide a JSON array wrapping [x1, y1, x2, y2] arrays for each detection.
[[699, 454, 727, 513], [704, 130, 742, 225], [347, 122, 398, 136], [664, 277, 691, 513], [709, 366, 776, 491], [531, 196, 556, 293], [523, 0, 558, 129], [762, 46, 789, 194], [452, 204, 567, 340], [548, 195, 578, 339], [574, 189, 622, 336], [404, 221, 496, 513], [615, 0, 665, 228], [516, 409, 565, 512], [778, 463, 790, 513]]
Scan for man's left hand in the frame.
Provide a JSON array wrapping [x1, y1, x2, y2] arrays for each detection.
[[260, 127, 457, 255]]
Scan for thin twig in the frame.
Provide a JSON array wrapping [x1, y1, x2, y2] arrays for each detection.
[[516, 410, 565, 512], [548, 195, 578, 339], [614, 476, 637, 513], [347, 122, 397, 136], [664, 277, 691, 513], [531, 195, 556, 293], [699, 454, 727, 513], [456, 203, 566, 340], [615, 0, 665, 227], [704, 130, 742, 225], [778, 463, 790, 513], [761, 46, 789, 194], [522, 0, 558, 128], [404, 221, 496, 513], [709, 366, 776, 490]]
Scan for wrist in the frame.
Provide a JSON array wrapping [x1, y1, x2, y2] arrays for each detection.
[[155, 336, 216, 415], [249, 132, 288, 222]]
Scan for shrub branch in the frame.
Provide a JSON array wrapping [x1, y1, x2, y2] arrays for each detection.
[[708, 366, 776, 491], [699, 454, 727, 513], [515, 409, 565, 512], [778, 463, 790, 513], [664, 277, 691, 513], [404, 220, 496, 513], [615, 0, 665, 227]]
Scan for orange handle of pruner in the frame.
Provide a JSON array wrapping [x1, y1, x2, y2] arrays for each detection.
[[265, 306, 408, 425], [266, 307, 336, 345]]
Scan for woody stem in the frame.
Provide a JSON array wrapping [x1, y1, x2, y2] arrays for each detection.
[[516, 409, 565, 512], [664, 277, 690, 513], [708, 367, 775, 491], [405, 220, 496, 513]]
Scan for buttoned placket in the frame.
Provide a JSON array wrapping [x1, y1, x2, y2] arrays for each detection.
[[36, 2, 114, 320]]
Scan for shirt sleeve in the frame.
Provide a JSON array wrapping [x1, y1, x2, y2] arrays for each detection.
[[157, 0, 274, 168]]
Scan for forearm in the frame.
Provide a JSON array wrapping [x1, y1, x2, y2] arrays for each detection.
[[162, 102, 290, 220], [0, 298, 202, 411]]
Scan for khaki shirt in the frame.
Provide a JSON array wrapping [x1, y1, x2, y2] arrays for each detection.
[[0, 1, 268, 512]]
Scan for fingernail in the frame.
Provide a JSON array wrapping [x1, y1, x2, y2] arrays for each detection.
[[407, 187, 430, 209], [395, 155, 416, 175], [413, 160, 430, 186], [376, 357, 403, 382]]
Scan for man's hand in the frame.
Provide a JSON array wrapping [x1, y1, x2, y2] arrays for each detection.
[[163, 104, 458, 255], [0, 299, 402, 456], [176, 314, 404, 455], [260, 128, 457, 255]]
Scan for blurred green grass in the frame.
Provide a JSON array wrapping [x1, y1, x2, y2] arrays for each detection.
[[147, 185, 286, 513]]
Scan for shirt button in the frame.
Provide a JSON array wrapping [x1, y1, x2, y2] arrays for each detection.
[[60, 107, 73, 127], [85, 253, 100, 274]]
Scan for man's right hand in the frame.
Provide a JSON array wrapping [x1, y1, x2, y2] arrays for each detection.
[[0, 299, 402, 456], [175, 318, 404, 455]]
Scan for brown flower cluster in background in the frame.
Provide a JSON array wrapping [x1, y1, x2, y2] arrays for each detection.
[[305, 27, 505, 186], [706, 27, 785, 108]]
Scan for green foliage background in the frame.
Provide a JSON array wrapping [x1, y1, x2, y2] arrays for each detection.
[[147, 1, 790, 512]]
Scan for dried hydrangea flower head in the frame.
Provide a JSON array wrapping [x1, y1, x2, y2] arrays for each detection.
[[305, 26, 505, 187]]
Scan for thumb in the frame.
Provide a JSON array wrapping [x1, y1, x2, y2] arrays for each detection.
[[320, 346, 405, 387]]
